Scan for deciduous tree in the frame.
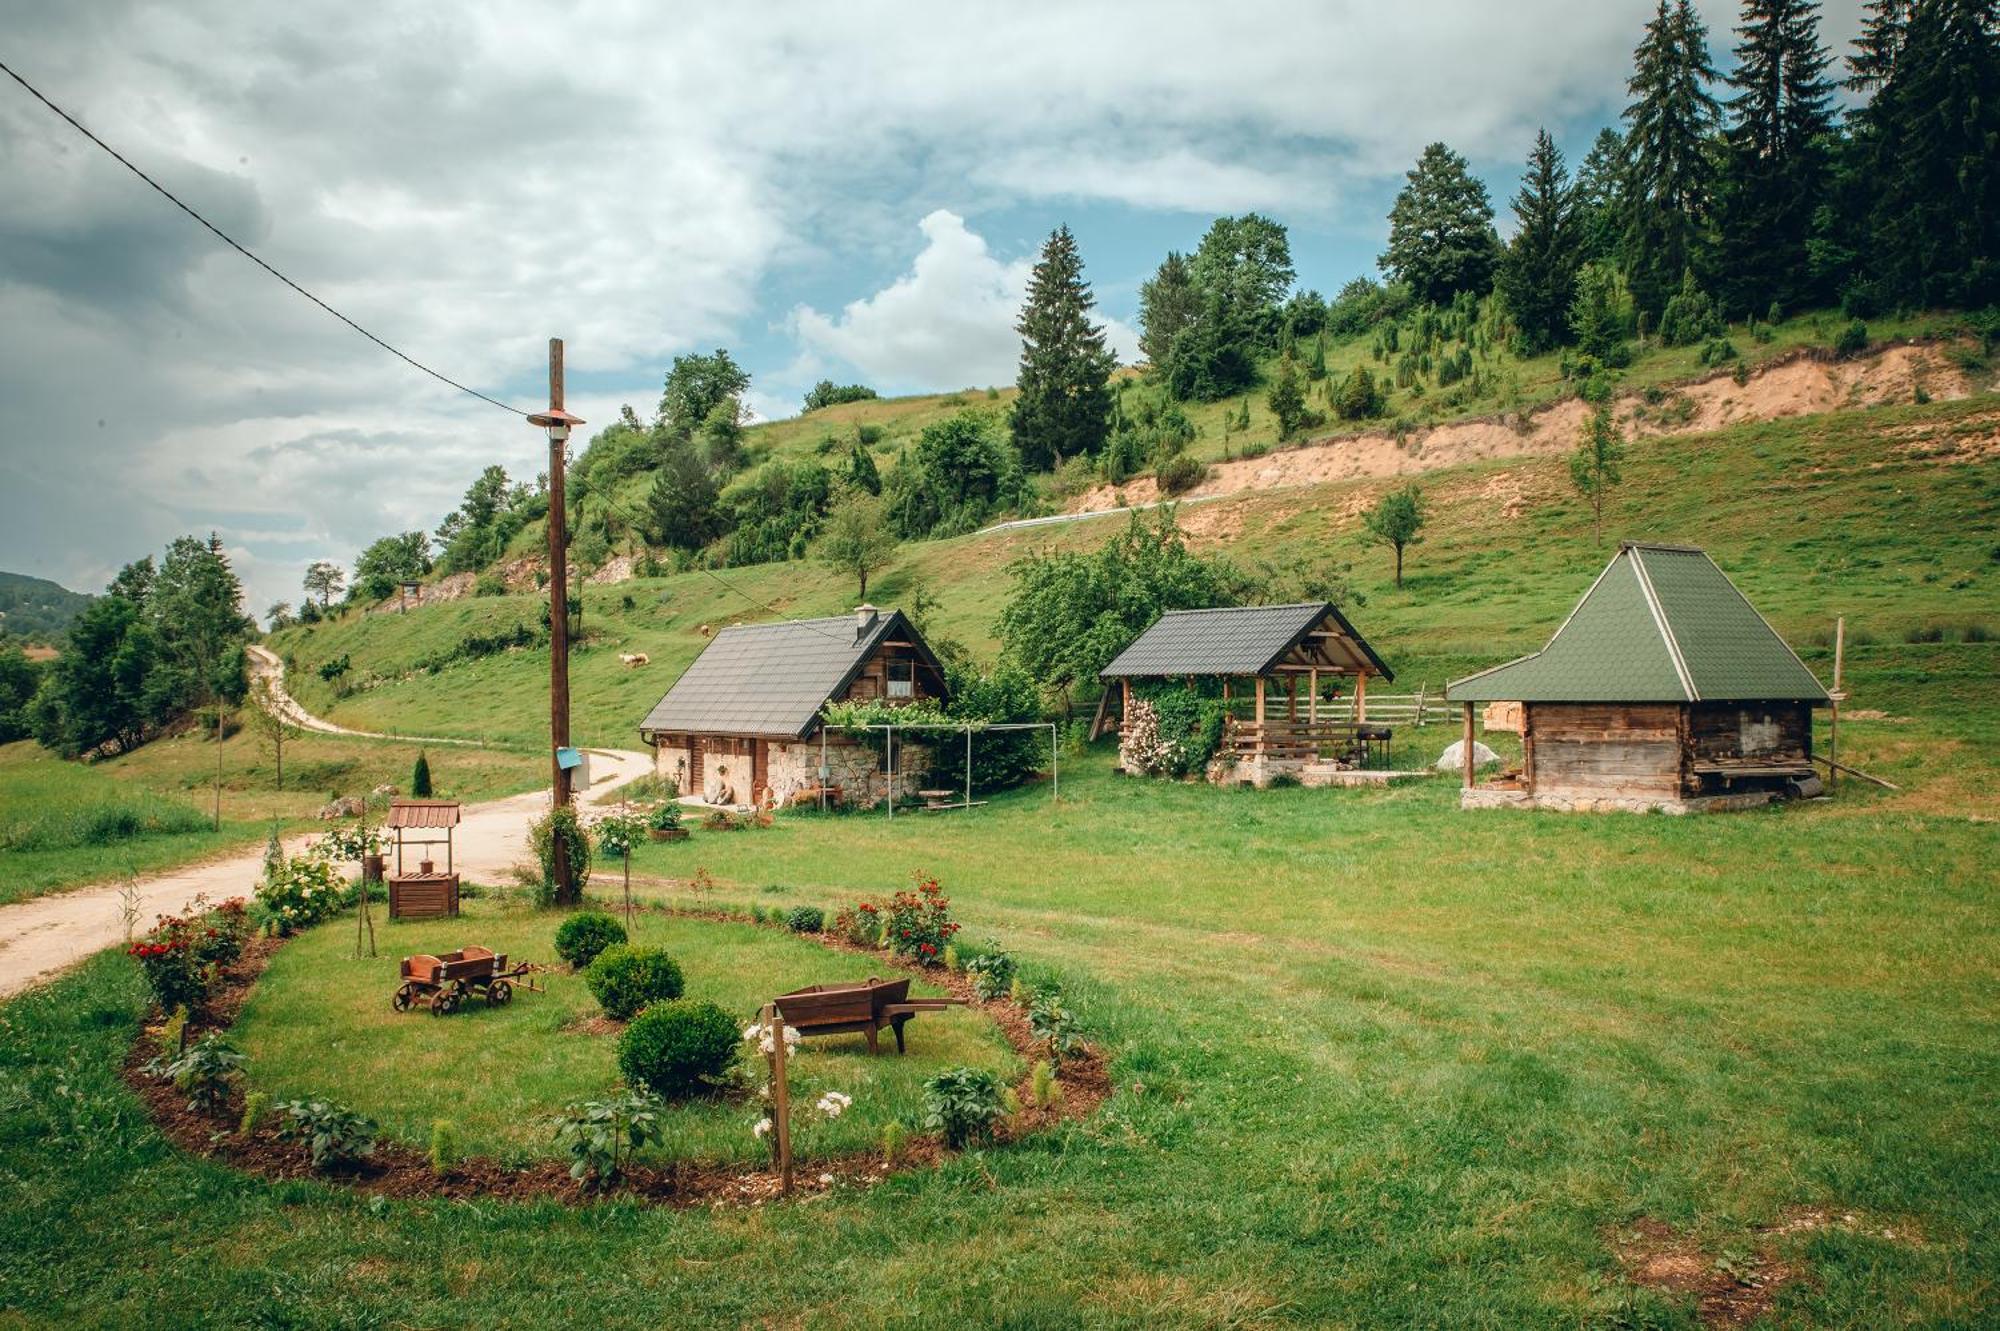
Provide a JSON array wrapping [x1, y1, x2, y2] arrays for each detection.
[[1361, 484, 1427, 588], [814, 490, 899, 600]]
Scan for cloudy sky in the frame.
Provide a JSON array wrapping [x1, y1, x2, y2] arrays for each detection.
[[0, 1, 1869, 616]]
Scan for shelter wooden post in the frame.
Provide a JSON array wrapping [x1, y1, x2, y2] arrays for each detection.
[[1829, 616, 1845, 794], [1308, 668, 1318, 723], [1254, 677, 1265, 725], [1355, 673, 1368, 724], [1461, 702, 1475, 790]]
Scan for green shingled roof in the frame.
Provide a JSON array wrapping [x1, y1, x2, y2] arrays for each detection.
[[1447, 544, 1829, 704]]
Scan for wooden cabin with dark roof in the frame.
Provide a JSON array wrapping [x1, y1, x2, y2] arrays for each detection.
[[638, 605, 949, 808], [1099, 601, 1396, 787], [1447, 543, 1829, 813]]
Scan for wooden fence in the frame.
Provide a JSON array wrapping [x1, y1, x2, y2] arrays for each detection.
[[1219, 686, 1447, 727]]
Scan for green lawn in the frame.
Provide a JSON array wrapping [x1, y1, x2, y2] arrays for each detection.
[[0, 731, 545, 907], [2, 721, 1993, 1326], [0, 742, 245, 906], [232, 902, 1016, 1166]]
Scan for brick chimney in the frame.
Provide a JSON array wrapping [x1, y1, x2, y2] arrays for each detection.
[[854, 603, 879, 639]]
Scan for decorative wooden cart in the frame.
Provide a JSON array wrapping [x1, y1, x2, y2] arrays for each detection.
[[385, 799, 461, 919], [393, 946, 543, 1016], [773, 976, 966, 1055]]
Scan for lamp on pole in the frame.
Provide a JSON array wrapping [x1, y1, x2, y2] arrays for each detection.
[[529, 338, 585, 904]]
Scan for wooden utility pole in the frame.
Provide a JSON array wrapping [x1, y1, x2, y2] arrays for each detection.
[[532, 337, 580, 905]]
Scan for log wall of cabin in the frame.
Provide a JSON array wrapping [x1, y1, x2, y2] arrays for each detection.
[[1522, 703, 1684, 799], [841, 642, 943, 706], [1684, 702, 1812, 765]]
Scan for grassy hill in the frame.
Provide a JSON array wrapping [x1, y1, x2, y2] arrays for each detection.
[[0, 570, 91, 645], [269, 391, 1998, 815]]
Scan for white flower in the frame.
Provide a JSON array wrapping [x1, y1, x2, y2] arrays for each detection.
[[742, 1023, 763, 1043], [782, 1025, 802, 1047], [752, 1117, 773, 1139], [815, 1091, 852, 1119]]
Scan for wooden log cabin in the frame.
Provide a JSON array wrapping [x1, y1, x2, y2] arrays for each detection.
[[638, 605, 949, 808], [1448, 543, 1830, 813], [1099, 602, 1395, 787]]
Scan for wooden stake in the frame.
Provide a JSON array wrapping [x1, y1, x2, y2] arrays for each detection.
[[764, 1002, 793, 1195], [1355, 673, 1368, 724]]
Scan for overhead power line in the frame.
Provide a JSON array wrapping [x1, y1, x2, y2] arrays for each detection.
[[0, 57, 528, 416]]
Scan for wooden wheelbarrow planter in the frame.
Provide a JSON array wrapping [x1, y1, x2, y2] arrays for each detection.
[[774, 976, 967, 1055], [393, 946, 544, 1017]]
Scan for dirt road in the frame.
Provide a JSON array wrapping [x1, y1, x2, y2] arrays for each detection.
[[0, 655, 653, 1000]]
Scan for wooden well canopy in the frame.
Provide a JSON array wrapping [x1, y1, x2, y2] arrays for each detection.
[[1099, 602, 1394, 764], [385, 798, 463, 918]]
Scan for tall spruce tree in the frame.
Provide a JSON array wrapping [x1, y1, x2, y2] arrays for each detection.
[[1137, 251, 1198, 373], [1846, 0, 1912, 91], [1621, 0, 1721, 315], [1010, 225, 1116, 471], [1574, 128, 1630, 265], [1854, 0, 2000, 308], [1717, 0, 1836, 315], [1379, 142, 1500, 306], [1497, 130, 1582, 354]]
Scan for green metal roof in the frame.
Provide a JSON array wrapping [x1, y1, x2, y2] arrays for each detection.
[[1447, 544, 1829, 705]]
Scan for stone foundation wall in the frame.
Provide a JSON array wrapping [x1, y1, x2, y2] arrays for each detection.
[[653, 741, 694, 793], [1460, 787, 1780, 815], [768, 737, 931, 809]]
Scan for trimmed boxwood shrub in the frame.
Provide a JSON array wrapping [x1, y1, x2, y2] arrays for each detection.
[[585, 945, 684, 1021], [617, 999, 739, 1098], [785, 905, 825, 934], [554, 911, 627, 970]]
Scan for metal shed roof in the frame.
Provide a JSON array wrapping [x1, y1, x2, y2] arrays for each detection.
[[1447, 544, 1829, 704], [638, 609, 945, 741], [1099, 602, 1392, 681]]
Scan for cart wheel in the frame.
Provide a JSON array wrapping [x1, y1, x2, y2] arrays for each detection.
[[487, 979, 512, 1007], [392, 983, 415, 1012], [430, 989, 453, 1017]]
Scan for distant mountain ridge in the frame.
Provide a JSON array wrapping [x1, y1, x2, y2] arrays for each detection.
[[0, 571, 93, 644]]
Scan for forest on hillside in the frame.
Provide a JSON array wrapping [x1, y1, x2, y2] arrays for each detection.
[[298, 0, 1997, 626]]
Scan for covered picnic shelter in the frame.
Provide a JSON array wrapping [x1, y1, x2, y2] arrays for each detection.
[[1099, 601, 1395, 786]]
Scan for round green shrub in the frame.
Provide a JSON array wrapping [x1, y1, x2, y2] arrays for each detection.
[[554, 911, 628, 970], [585, 945, 684, 1021], [785, 905, 825, 934], [617, 1000, 739, 1098]]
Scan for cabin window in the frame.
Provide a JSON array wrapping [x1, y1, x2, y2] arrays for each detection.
[[887, 660, 914, 699]]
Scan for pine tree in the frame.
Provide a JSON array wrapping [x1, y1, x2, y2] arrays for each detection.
[[1497, 130, 1582, 355], [1010, 226, 1116, 472], [1266, 355, 1307, 440], [1380, 143, 1501, 306], [1717, 0, 1836, 315], [846, 436, 882, 495], [1574, 128, 1629, 265], [1854, 0, 2000, 308], [1137, 251, 1198, 373], [411, 751, 433, 797], [1622, 0, 1721, 315], [1846, 0, 1912, 91]]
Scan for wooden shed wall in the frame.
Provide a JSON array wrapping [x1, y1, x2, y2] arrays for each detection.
[[1685, 702, 1812, 765], [1524, 703, 1684, 799]]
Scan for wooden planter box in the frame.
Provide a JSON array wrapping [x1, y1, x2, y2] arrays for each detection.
[[388, 873, 460, 920], [647, 827, 689, 842]]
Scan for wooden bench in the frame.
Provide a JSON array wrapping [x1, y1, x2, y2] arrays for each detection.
[[773, 976, 967, 1054]]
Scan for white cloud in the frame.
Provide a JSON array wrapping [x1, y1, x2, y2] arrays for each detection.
[[790, 211, 1033, 393]]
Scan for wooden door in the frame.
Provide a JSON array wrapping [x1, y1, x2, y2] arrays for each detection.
[[688, 739, 704, 795], [752, 740, 770, 807]]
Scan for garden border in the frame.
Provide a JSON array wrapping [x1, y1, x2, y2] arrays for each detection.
[[123, 910, 1110, 1209]]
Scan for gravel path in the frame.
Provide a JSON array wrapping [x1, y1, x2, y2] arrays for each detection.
[[0, 653, 652, 1000]]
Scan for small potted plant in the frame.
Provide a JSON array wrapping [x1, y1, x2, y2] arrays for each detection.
[[647, 803, 688, 842]]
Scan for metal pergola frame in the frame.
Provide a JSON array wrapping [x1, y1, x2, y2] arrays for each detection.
[[818, 722, 1060, 818]]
